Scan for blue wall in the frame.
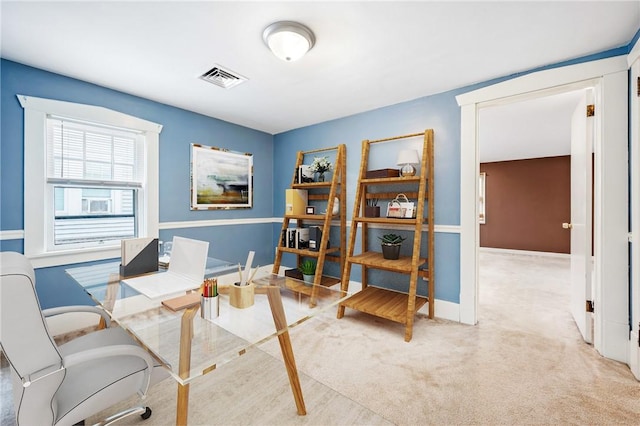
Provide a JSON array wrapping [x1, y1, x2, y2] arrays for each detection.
[[1, 29, 637, 309], [272, 88, 466, 303], [1, 59, 274, 307]]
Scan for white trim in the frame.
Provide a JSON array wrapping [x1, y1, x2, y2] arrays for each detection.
[[457, 56, 629, 362], [628, 37, 640, 67], [456, 56, 627, 105], [19, 95, 161, 267], [0, 230, 24, 241], [628, 47, 640, 379], [159, 217, 276, 230], [479, 246, 570, 259]]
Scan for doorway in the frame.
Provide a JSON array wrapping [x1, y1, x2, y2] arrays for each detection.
[[457, 56, 629, 362], [476, 89, 591, 341]]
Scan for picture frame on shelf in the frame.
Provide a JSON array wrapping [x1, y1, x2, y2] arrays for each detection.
[[298, 165, 314, 183], [305, 206, 315, 214], [190, 143, 253, 210]]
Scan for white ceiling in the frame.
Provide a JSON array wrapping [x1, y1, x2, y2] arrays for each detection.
[[479, 90, 585, 162], [1, 1, 638, 160]]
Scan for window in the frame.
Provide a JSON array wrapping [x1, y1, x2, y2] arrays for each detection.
[[19, 95, 161, 267]]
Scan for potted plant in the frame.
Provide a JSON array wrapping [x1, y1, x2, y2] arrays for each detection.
[[310, 156, 333, 182], [298, 259, 316, 285], [378, 233, 406, 260]]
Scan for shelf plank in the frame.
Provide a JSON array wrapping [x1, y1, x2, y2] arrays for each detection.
[[340, 287, 428, 324], [352, 217, 428, 225], [284, 214, 339, 220], [292, 182, 336, 189], [284, 276, 340, 294], [347, 251, 426, 273], [278, 246, 341, 257], [360, 176, 421, 185]]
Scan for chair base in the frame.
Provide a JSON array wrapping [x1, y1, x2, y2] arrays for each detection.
[[91, 406, 151, 426]]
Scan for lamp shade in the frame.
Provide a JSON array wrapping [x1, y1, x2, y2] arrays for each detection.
[[396, 149, 419, 166], [263, 21, 315, 62]]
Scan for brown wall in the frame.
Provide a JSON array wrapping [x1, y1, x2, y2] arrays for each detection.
[[480, 156, 570, 254]]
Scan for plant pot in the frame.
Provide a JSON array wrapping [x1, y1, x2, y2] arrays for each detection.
[[364, 206, 380, 217], [381, 243, 401, 260], [302, 273, 315, 286]]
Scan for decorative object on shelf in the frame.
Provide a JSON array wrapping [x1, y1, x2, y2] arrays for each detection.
[[397, 149, 419, 177], [285, 189, 308, 215], [305, 206, 315, 214], [298, 259, 317, 285], [190, 144, 253, 210], [310, 156, 333, 182], [262, 21, 315, 62], [298, 165, 314, 183], [365, 168, 400, 179], [365, 198, 380, 217], [378, 233, 406, 260], [386, 193, 416, 218]]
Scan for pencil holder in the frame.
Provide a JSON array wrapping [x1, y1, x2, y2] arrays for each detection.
[[201, 295, 219, 321], [230, 282, 254, 309]]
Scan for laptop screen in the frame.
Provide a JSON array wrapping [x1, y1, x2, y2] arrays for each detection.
[[168, 236, 209, 282]]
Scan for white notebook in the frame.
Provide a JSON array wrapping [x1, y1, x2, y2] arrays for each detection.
[[123, 236, 209, 299]]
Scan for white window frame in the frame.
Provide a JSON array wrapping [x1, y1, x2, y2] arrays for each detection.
[[19, 95, 161, 268]]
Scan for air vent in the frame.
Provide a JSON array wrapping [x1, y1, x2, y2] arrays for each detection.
[[199, 65, 247, 89]]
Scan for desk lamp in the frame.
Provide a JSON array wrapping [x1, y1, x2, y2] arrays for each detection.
[[397, 149, 419, 177]]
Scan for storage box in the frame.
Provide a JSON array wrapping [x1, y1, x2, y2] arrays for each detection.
[[285, 268, 303, 280], [365, 168, 400, 179], [285, 189, 308, 215]]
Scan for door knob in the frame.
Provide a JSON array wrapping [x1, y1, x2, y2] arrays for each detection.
[[562, 223, 572, 229]]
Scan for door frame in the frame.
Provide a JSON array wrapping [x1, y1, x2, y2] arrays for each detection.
[[628, 40, 640, 378], [456, 55, 629, 363]]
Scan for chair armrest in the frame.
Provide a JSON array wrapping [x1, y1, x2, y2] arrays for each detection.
[[62, 344, 154, 397], [42, 305, 111, 327]]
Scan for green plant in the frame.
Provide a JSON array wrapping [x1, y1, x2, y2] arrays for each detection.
[[298, 259, 316, 275], [378, 233, 406, 245]]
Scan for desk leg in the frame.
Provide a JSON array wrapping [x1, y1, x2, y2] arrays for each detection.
[[176, 306, 199, 426], [265, 286, 306, 415]]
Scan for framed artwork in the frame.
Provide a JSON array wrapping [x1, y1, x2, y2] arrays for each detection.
[[190, 144, 253, 210], [305, 206, 315, 214]]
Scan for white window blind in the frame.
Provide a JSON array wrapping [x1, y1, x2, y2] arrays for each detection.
[[46, 117, 144, 187], [45, 117, 145, 248]]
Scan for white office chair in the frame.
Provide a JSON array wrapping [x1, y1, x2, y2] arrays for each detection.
[[0, 251, 168, 426]]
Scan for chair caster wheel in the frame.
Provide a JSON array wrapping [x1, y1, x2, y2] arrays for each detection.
[[141, 407, 152, 420]]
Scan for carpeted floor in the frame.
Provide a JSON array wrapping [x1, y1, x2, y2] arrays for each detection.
[[2, 251, 640, 425]]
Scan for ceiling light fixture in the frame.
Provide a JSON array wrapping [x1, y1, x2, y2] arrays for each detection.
[[262, 21, 315, 62]]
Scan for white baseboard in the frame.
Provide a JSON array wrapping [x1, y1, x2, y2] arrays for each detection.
[[480, 246, 570, 259]]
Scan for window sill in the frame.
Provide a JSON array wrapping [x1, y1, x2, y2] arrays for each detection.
[[28, 246, 121, 268]]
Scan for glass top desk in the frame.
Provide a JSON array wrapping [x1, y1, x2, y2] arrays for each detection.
[[66, 260, 347, 425]]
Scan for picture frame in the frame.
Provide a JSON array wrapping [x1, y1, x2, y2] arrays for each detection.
[[305, 206, 315, 214], [190, 143, 253, 210]]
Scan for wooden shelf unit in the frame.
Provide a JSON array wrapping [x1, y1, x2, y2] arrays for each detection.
[[272, 144, 347, 290], [337, 130, 434, 342]]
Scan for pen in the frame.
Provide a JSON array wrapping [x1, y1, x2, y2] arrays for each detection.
[[248, 265, 259, 284]]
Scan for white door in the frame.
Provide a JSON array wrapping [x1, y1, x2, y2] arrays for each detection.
[[569, 90, 594, 343]]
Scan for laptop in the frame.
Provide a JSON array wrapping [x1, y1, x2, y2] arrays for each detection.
[[122, 236, 209, 299]]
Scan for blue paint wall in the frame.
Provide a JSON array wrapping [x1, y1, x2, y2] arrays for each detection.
[[1, 28, 637, 309], [1, 59, 274, 308], [272, 88, 466, 303]]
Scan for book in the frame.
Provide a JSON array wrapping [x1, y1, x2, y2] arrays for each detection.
[[298, 165, 314, 183]]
